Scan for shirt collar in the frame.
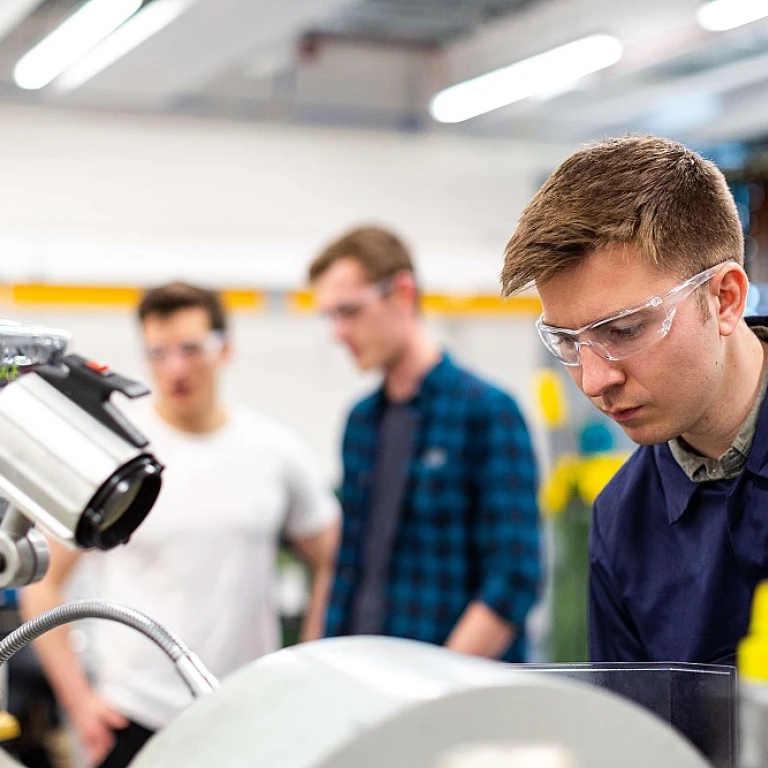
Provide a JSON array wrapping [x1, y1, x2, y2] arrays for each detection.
[[668, 326, 768, 482], [373, 351, 452, 410], [661, 318, 768, 523], [413, 351, 451, 402], [656, 444, 699, 525]]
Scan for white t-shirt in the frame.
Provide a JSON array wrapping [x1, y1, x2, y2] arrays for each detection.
[[78, 402, 339, 730]]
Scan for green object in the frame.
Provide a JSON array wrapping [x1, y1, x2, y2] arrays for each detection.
[[0, 364, 19, 382], [278, 546, 308, 648], [550, 499, 590, 662]]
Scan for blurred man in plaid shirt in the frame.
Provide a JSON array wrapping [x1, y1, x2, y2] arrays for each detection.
[[309, 225, 541, 662]]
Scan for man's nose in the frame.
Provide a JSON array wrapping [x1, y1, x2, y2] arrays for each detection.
[[162, 352, 190, 374], [578, 344, 626, 398], [331, 317, 349, 343]]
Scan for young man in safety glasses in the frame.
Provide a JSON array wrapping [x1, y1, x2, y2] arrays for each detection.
[[308, 226, 541, 664], [502, 134, 766, 664]]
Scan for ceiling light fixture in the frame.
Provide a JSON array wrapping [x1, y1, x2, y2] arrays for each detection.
[[429, 34, 623, 124], [56, 0, 195, 92], [13, 0, 142, 90], [696, 0, 768, 31]]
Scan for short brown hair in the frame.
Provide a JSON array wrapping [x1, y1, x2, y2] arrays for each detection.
[[309, 225, 415, 284], [138, 281, 227, 334], [501, 135, 744, 296]]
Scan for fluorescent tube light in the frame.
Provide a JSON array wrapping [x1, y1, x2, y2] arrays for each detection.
[[696, 0, 768, 31], [429, 34, 623, 124], [13, 0, 142, 90], [56, 0, 193, 91]]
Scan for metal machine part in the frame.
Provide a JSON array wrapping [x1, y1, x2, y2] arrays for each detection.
[[0, 506, 49, 590], [0, 600, 218, 698], [0, 601, 218, 768], [0, 321, 172, 762], [0, 356, 163, 555], [0, 321, 164, 587], [130, 636, 713, 768]]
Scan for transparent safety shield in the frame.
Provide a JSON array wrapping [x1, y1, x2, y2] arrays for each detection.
[[514, 662, 736, 768]]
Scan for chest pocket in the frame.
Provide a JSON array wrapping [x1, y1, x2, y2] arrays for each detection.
[[410, 448, 467, 519]]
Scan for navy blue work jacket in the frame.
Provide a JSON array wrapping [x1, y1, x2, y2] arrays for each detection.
[[589, 317, 768, 663]]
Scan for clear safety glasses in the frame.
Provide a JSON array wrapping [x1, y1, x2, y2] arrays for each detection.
[[320, 277, 395, 323], [536, 260, 736, 367], [145, 331, 225, 365]]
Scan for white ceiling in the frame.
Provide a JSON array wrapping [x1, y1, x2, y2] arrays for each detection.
[[1, 0, 768, 154]]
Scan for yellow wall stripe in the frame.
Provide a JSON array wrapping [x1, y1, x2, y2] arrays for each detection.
[[222, 290, 266, 311], [291, 291, 541, 316], [12, 284, 142, 306], [9, 284, 266, 311], [289, 290, 315, 312], [3, 284, 540, 316], [421, 294, 542, 316]]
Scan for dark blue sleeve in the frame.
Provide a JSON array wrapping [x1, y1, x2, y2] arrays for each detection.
[[471, 391, 542, 629], [589, 498, 648, 662]]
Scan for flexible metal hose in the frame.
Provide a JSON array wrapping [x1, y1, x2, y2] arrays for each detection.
[[0, 599, 218, 696]]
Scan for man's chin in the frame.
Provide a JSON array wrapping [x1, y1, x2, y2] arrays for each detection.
[[620, 423, 674, 447], [351, 353, 377, 372], [164, 394, 198, 415]]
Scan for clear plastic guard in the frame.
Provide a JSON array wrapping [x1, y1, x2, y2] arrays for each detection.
[[514, 662, 737, 767], [0, 321, 71, 385]]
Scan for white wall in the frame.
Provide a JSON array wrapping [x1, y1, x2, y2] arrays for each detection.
[[0, 104, 569, 291]]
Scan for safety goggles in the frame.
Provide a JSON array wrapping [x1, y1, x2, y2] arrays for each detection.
[[536, 260, 736, 367], [320, 277, 395, 323], [145, 331, 225, 364]]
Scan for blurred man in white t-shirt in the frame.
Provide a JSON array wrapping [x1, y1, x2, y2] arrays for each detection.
[[20, 282, 340, 768]]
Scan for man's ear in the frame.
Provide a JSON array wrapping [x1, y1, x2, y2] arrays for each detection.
[[715, 263, 749, 337], [220, 337, 233, 363], [392, 271, 419, 312]]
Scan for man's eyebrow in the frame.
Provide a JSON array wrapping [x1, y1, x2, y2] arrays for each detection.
[[542, 298, 655, 331]]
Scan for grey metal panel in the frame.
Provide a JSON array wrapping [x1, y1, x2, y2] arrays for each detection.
[[313, 0, 537, 45]]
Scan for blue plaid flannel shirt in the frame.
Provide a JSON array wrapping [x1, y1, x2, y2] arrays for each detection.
[[325, 353, 541, 662]]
